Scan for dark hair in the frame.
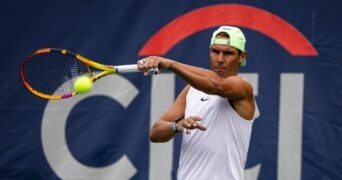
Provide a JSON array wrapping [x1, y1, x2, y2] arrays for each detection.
[[237, 49, 242, 55]]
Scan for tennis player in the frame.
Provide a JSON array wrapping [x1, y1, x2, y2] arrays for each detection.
[[138, 26, 260, 180]]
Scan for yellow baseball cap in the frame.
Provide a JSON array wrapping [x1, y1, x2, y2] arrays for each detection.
[[210, 26, 247, 66]]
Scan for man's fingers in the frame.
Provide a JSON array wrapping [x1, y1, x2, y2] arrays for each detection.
[[196, 124, 207, 131], [185, 117, 199, 127], [183, 121, 192, 128], [137, 56, 161, 75], [182, 116, 206, 131], [191, 116, 202, 121]]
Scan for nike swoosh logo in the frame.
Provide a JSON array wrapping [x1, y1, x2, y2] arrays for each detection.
[[201, 97, 209, 101]]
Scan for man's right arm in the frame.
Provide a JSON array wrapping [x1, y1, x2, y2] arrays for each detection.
[[150, 85, 207, 142], [149, 85, 189, 142]]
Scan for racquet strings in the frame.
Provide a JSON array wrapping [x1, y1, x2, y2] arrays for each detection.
[[22, 51, 89, 97]]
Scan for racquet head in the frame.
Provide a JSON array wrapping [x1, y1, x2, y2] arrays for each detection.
[[20, 48, 95, 100]]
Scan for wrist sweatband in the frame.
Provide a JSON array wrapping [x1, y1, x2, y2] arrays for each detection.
[[172, 117, 183, 133], [172, 121, 179, 133]]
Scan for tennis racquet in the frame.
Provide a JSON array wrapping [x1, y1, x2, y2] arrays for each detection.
[[20, 48, 154, 100]]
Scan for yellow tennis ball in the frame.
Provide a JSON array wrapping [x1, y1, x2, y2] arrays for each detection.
[[73, 76, 93, 94]]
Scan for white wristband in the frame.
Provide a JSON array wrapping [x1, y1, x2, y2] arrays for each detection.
[[172, 117, 183, 133], [172, 121, 178, 132]]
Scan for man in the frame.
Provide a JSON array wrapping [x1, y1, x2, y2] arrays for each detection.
[[138, 26, 260, 180]]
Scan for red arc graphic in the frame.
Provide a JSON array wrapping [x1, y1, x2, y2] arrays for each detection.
[[138, 4, 318, 56]]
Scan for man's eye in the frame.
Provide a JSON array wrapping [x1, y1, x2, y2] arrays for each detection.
[[224, 51, 233, 55], [211, 49, 219, 54]]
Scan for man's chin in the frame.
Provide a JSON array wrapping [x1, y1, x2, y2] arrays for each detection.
[[215, 71, 228, 78]]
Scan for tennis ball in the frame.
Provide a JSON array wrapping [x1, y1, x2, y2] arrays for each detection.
[[73, 76, 93, 94]]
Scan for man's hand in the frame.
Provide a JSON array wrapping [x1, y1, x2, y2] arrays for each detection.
[[176, 116, 207, 133], [137, 56, 172, 76]]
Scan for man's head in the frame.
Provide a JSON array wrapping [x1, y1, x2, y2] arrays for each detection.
[[209, 26, 247, 77]]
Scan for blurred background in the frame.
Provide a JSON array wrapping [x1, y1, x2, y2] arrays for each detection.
[[1, 0, 341, 179]]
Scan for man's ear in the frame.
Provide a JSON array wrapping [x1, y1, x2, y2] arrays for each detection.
[[239, 51, 247, 64]]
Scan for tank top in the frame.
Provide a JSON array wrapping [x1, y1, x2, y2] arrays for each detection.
[[177, 87, 260, 180]]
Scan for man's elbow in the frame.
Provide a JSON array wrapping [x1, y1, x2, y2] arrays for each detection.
[[149, 131, 158, 142], [149, 130, 171, 143], [149, 130, 162, 143]]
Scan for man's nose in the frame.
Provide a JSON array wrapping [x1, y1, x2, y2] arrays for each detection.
[[217, 53, 224, 63]]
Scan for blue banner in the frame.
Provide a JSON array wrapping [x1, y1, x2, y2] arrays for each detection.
[[1, 0, 342, 179]]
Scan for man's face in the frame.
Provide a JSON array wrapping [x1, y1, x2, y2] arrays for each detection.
[[209, 41, 245, 78]]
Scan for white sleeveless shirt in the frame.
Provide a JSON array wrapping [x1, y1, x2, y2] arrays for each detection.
[[177, 87, 260, 180]]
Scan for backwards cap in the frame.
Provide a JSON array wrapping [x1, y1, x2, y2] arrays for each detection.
[[210, 26, 247, 66]]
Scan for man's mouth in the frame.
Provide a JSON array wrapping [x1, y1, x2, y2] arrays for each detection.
[[214, 67, 226, 71]]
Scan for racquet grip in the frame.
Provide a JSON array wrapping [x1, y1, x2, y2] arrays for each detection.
[[115, 64, 139, 73], [115, 64, 160, 75]]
